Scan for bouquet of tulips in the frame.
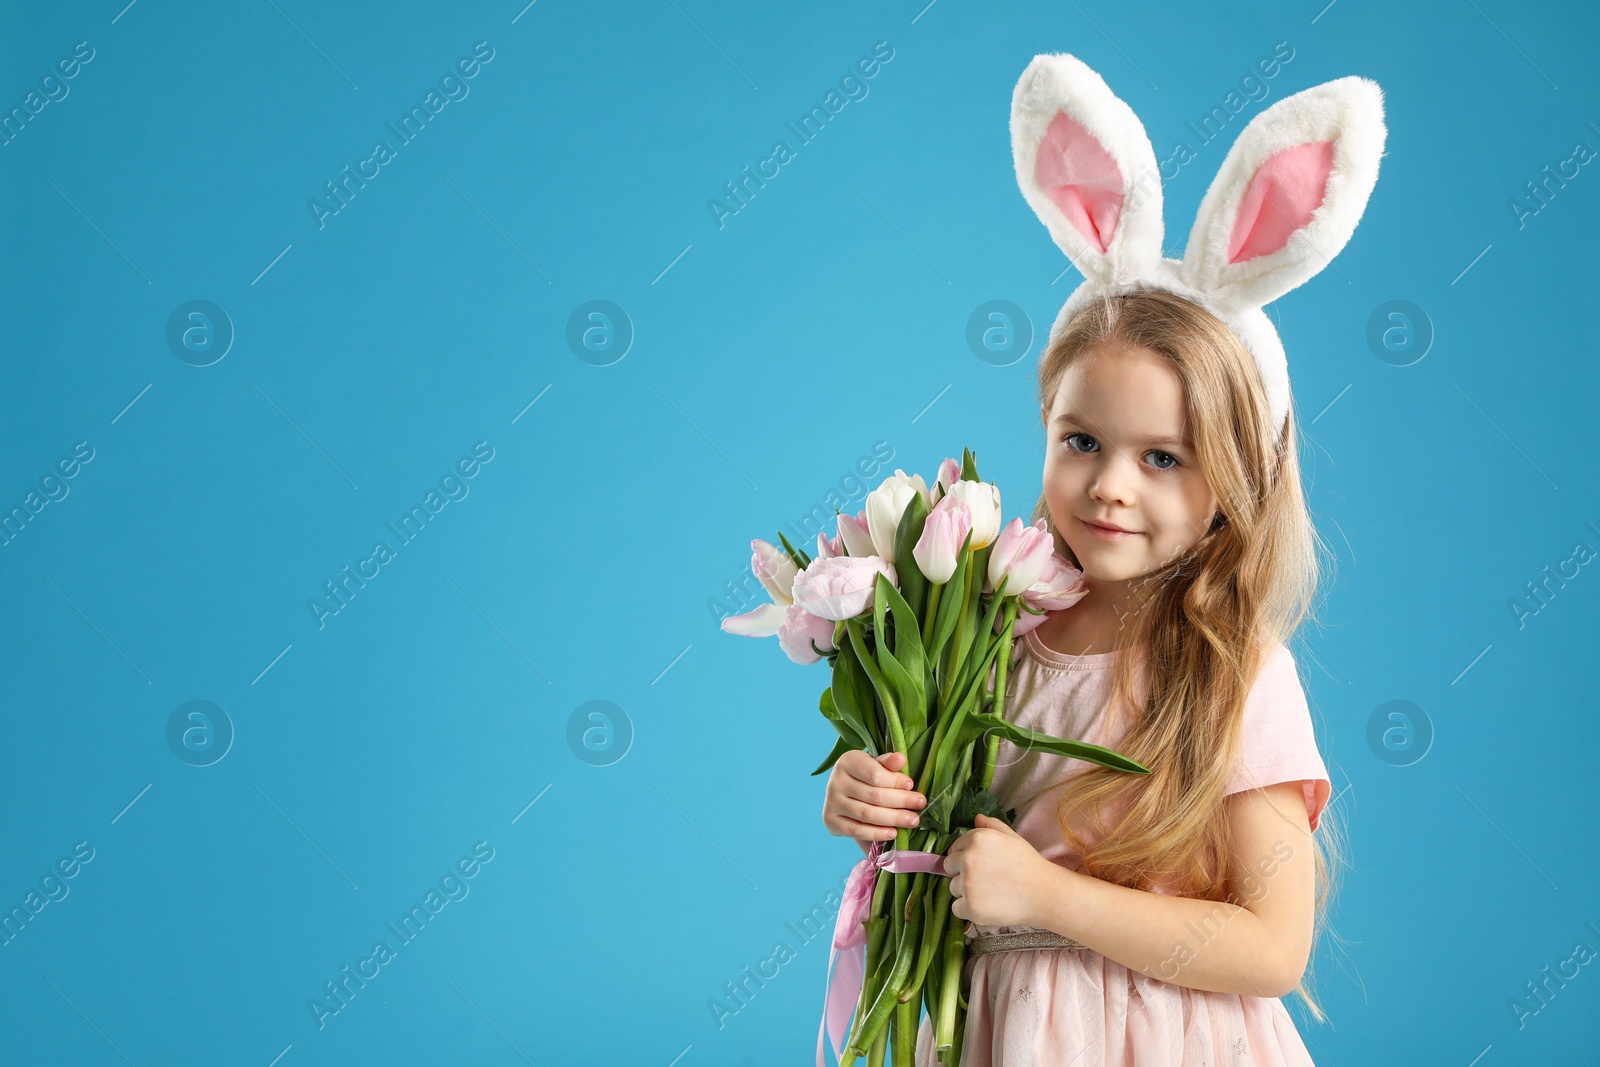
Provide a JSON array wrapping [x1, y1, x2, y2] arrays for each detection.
[[722, 450, 1151, 1067]]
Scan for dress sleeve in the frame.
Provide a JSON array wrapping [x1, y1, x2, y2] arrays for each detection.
[[1223, 642, 1332, 832]]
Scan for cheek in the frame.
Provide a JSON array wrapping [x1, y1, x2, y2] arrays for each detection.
[[1042, 454, 1075, 495], [1152, 482, 1210, 545], [1043, 473, 1077, 518]]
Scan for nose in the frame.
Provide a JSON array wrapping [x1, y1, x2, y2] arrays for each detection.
[[1086, 447, 1138, 508]]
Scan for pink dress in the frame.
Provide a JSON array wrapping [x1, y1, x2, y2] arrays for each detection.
[[914, 625, 1332, 1067]]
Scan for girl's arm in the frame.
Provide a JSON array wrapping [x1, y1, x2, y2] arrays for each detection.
[[1025, 780, 1317, 999]]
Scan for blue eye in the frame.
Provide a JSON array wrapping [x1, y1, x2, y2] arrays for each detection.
[[1060, 432, 1181, 471], [1147, 451, 1179, 470], [1061, 432, 1096, 454]]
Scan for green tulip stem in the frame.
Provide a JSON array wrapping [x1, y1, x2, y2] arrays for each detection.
[[868, 1026, 887, 1067], [928, 636, 1006, 802], [944, 572, 1008, 708], [939, 559, 975, 708], [893, 999, 916, 1067], [921, 581, 943, 652], [934, 897, 965, 1056], [907, 876, 951, 994], [981, 599, 1019, 791], [845, 892, 924, 1060]]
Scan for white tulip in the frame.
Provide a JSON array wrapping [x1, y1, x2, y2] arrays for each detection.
[[863, 470, 930, 562]]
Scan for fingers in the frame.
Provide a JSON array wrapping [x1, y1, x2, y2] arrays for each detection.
[[829, 814, 901, 841], [853, 752, 918, 795], [835, 750, 903, 789], [837, 791, 924, 832], [824, 750, 926, 839], [841, 775, 925, 812]]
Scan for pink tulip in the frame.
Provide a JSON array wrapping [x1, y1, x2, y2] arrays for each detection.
[[791, 555, 898, 622], [751, 539, 798, 605], [986, 518, 1054, 596], [932, 457, 960, 502], [719, 539, 801, 638], [1001, 553, 1091, 635], [815, 529, 842, 560], [777, 603, 838, 665], [941, 479, 1002, 548], [1027, 553, 1091, 609], [912, 494, 972, 584], [835, 510, 876, 558]]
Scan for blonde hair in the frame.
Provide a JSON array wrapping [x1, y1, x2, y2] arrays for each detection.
[[1028, 288, 1344, 1020]]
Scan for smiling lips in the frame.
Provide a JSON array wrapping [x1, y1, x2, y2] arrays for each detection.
[[1079, 516, 1139, 539]]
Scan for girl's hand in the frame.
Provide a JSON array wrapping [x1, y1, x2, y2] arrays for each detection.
[[945, 813, 1057, 929], [822, 750, 927, 843]]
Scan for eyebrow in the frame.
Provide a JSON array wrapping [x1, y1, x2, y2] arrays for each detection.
[[1052, 413, 1192, 450]]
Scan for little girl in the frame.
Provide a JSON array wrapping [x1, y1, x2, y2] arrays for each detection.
[[824, 51, 1384, 1065]]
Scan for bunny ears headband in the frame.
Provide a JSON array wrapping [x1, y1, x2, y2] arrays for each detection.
[[1011, 54, 1387, 430]]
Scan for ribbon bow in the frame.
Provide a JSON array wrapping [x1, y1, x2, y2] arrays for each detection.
[[816, 840, 950, 1067]]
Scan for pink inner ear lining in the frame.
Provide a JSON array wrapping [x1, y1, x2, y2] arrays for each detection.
[[1225, 140, 1335, 264], [1035, 110, 1125, 255]]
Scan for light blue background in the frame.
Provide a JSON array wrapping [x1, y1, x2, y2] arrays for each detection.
[[1, 1, 1596, 1064]]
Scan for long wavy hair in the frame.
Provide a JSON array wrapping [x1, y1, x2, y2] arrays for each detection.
[[1027, 289, 1345, 1020]]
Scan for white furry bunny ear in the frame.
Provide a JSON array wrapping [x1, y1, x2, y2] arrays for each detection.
[[1011, 53, 1163, 288], [1010, 54, 1387, 431], [1182, 76, 1386, 312]]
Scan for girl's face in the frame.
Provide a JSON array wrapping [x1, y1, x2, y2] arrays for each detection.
[[1040, 342, 1220, 587]]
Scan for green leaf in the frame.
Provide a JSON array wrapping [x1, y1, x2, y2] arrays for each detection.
[[905, 722, 938, 785], [831, 637, 880, 753], [952, 787, 1017, 829], [928, 530, 973, 664], [961, 448, 979, 483], [875, 636, 920, 739], [942, 543, 990, 692], [929, 631, 1007, 799], [892, 493, 930, 620], [919, 779, 960, 834], [819, 687, 867, 750], [960, 713, 1152, 774], [811, 735, 853, 776], [846, 618, 901, 749], [880, 574, 926, 675], [876, 573, 927, 740], [776, 530, 811, 571]]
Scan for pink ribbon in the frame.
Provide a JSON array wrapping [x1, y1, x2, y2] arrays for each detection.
[[816, 841, 950, 1067]]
